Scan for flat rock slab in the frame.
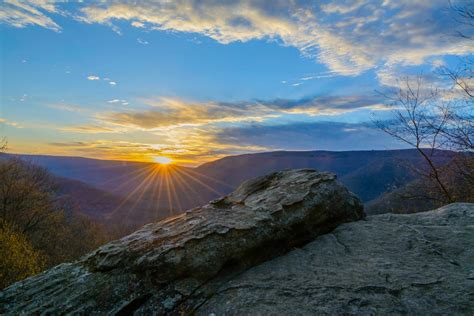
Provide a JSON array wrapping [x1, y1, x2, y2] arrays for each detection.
[[195, 203, 474, 315], [0, 169, 363, 314]]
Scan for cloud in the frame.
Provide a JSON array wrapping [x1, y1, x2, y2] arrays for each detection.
[[98, 98, 271, 130], [84, 94, 388, 131], [47, 140, 162, 161], [3, 1, 472, 78], [214, 121, 403, 151], [0, 117, 22, 128], [41, 96, 401, 164], [321, 1, 366, 14], [30, 118, 405, 164], [137, 38, 149, 45], [76, 0, 473, 77], [47, 103, 86, 113], [299, 72, 337, 81], [131, 21, 145, 28], [87, 75, 118, 86], [19, 94, 27, 102], [108, 99, 128, 105], [48, 136, 269, 165], [261, 95, 390, 116], [0, 0, 61, 31], [58, 125, 119, 134]]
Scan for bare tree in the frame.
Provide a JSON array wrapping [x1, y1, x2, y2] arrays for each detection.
[[375, 76, 456, 203], [450, 0, 474, 39], [437, 58, 473, 153], [374, 1, 474, 206]]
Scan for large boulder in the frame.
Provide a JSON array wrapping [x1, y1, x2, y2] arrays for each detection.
[[0, 169, 363, 314], [196, 203, 474, 315]]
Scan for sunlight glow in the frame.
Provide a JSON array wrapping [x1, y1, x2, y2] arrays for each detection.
[[154, 156, 173, 165]]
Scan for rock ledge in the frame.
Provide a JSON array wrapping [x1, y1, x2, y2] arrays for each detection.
[[0, 169, 363, 314]]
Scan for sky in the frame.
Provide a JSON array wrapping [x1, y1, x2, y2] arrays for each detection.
[[0, 0, 472, 166]]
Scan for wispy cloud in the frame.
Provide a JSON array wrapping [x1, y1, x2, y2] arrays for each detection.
[[131, 21, 145, 28], [214, 121, 402, 152], [76, 0, 473, 77], [0, 117, 22, 128], [108, 99, 128, 105], [281, 72, 337, 87], [0, 0, 61, 32], [58, 125, 119, 134], [87, 75, 118, 86], [3, 1, 472, 79], [137, 38, 149, 45], [53, 120, 400, 164], [47, 103, 86, 113], [48, 136, 269, 165], [67, 94, 388, 133], [19, 94, 28, 102]]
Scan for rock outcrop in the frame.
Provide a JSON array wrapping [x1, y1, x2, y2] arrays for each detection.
[[3, 170, 472, 315], [0, 169, 363, 314], [197, 203, 474, 315]]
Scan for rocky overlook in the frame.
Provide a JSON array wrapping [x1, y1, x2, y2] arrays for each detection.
[[1, 169, 473, 315], [0, 169, 363, 314]]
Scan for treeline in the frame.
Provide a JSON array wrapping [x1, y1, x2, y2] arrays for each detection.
[[0, 156, 110, 289]]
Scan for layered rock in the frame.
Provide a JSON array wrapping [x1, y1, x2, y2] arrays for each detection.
[[0, 169, 363, 314], [196, 203, 474, 315]]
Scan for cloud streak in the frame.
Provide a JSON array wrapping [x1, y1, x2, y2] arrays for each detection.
[[90, 94, 389, 131], [214, 121, 403, 151], [0, 117, 22, 128], [0, 0, 61, 31], [47, 104, 87, 113]]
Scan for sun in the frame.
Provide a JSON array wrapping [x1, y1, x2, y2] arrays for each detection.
[[154, 156, 173, 165]]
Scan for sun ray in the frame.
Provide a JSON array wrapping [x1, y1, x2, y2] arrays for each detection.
[[169, 166, 207, 207], [181, 167, 235, 190], [107, 165, 160, 220], [163, 167, 175, 217], [165, 167, 183, 213], [123, 167, 161, 221], [100, 164, 154, 191], [175, 167, 225, 196], [156, 166, 167, 218]]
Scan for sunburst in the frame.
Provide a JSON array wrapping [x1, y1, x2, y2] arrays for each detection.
[[154, 156, 173, 165]]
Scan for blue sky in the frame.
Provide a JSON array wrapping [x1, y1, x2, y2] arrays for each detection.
[[0, 0, 472, 165]]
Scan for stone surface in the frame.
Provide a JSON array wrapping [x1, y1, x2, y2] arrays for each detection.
[[0, 169, 363, 314], [195, 203, 474, 315]]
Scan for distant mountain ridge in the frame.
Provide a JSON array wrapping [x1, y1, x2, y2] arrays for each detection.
[[5, 149, 454, 229]]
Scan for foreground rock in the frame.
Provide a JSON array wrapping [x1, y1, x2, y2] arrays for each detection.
[[197, 203, 474, 315], [0, 169, 363, 314]]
